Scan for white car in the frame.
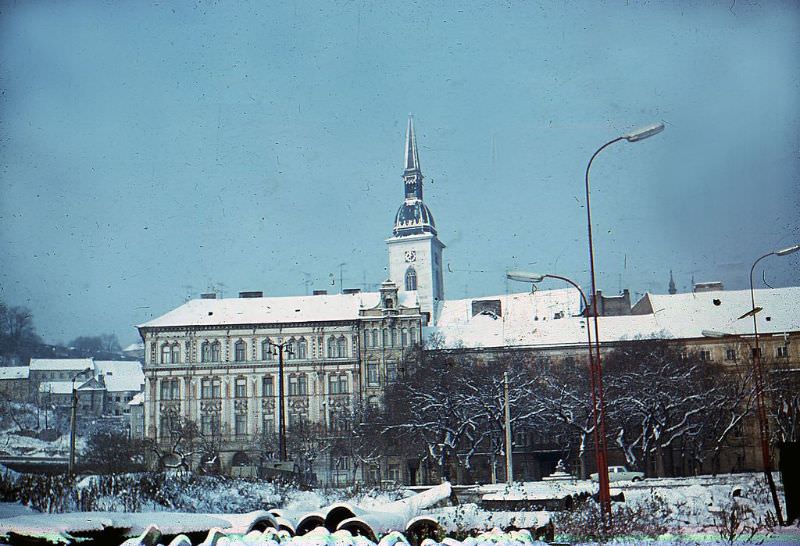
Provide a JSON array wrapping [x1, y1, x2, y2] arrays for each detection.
[[590, 465, 645, 482]]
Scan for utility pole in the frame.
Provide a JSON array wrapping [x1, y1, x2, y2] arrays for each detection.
[[68, 368, 90, 475], [69, 387, 77, 474], [504, 371, 513, 484]]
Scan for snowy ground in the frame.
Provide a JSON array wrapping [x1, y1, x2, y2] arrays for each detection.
[[0, 472, 797, 545]]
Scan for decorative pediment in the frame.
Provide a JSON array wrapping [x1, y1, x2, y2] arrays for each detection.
[[290, 398, 309, 411], [159, 401, 180, 414], [200, 400, 222, 413]]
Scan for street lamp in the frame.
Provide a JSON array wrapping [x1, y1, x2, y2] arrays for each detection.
[[69, 367, 92, 475], [268, 339, 294, 462], [584, 122, 665, 520], [745, 243, 799, 526], [507, 271, 605, 498]]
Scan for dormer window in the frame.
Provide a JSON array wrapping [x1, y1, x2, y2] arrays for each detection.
[[385, 298, 394, 308]]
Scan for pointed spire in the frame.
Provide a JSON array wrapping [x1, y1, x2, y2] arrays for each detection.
[[404, 114, 421, 175], [668, 270, 676, 295]]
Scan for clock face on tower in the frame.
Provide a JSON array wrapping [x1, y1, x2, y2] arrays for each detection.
[[404, 250, 417, 262]]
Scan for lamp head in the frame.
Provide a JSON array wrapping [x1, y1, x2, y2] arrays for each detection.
[[506, 271, 545, 283], [624, 122, 665, 142], [776, 244, 800, 257]]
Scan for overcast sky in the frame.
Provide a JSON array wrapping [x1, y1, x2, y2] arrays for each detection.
[[1, 1, 798, 347]]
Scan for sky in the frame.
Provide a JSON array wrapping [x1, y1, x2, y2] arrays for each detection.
[[1, 1, 798, 347]]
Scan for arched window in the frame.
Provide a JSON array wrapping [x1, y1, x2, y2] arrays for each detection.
[[336, 336, 347, 358], [262, 339, 272, 361], [297, 338, 307, 359], [371, 329, 379, 348], [160, 343, 171, 364], [211, 341, 221, 362], [286, 339, 296, 360], [234, 340, 246, 362], [362, 330, 369, 348], [405, 267, 417, 291], [401, 329, 408, 347], [382, 329, 389, 347], [409, 328, 417, 345], [171, 343, 180, 364], [390, 328, 397, 347], [201, 341, 211, 363], [327, 336, 336, 358]]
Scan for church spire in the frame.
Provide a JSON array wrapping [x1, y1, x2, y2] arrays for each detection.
[[668, 270, 677, 295], [404, 115, 421, 175], [402, 115, 424, 201]]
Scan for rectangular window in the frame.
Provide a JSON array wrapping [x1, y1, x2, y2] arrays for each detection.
[[725, 348, 737, 361], [386, 362, 397, 383], [235, 378, 247, 398], [699, 350, 712, 361], [367, 363, 379, 386], [201, 413, 218, 436], [289, 375, 307, 396], [776, 346, 789, 358], [235, 413, 247, 437], [262, 415, 275, 435], [202, 378, 221, 399], [288, 412, 306, 430], [262, 376, 274, 396], [160, 415, 173, 439], [387, 463, 400, 482], [161, 381, 171, 400], [752, 347, 762, 358]]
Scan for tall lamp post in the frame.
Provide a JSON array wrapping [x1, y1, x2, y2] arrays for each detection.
[[268, 339, 294, 462], [746, 243, 799, 526], [584, 122, 665, 518], [68, 367, 92, 475], [507, 271, 606, 515]]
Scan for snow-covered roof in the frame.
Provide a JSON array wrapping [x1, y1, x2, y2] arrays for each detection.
[[635, 287, 800, 338], [29, 358, 94, 372], [0, 367, 29, 381], [139, 291, 418, 329], [95, 361, 144, 392], [428, 286, 800, 349], [123, 342, 144, 352], [431, 288, 586, 348], [129, 392, 144, 406], [38, 380, 103, 395]]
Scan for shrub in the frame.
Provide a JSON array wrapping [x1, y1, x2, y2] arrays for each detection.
[[553, 492, 674, 543]]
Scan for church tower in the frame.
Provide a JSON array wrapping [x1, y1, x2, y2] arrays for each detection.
[[386, 116, 445, 322]]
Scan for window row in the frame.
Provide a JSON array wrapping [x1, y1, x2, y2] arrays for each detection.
[[365, 362, 398, 386], [159, 373, 338, 400], [158, 335, 353, 364], [362, 327, 417, 349]]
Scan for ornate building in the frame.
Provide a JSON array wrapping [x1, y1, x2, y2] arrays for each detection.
[[139, 116, 800, 484], [138, 118, 434, 480]]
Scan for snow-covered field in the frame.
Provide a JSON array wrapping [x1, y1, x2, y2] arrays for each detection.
[[0, 472, 797, 545]]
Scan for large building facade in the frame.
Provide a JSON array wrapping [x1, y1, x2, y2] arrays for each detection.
[[138, 118, 435, 479], [139, 117, 800, 484]]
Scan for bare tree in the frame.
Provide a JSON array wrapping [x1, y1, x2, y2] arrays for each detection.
[[0, 302, 42, 363]]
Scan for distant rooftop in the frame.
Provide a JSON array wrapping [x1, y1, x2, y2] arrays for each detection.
[[427, 286, 800, 349]]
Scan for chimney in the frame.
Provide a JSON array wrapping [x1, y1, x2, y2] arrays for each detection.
[[200, 293, 217, 299], [238, 291, 263, 298], [313, 290, 328, 296], [342, 288, 361, 295]]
